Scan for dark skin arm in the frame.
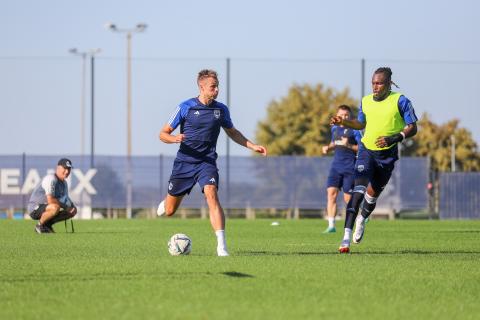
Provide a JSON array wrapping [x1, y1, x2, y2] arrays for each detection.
[[332, 115, 418, 148], [375, 123, 417, 148], [330, 117, 366, 130]]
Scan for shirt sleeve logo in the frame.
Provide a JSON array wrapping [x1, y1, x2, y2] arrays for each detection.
[[214, 110, 221, 119]]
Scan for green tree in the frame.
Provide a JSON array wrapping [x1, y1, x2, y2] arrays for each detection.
[[402, 113, 480, 172], [255, 83, 358, 156]]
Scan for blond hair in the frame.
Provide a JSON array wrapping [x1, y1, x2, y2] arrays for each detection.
[[197, 69, 218, 85]]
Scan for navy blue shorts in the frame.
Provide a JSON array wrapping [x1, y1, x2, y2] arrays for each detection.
[[354, 144, 399, 193], [326, 167, 354, 194], [167, 159, 219, 197]]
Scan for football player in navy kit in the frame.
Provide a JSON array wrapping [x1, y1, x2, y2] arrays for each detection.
[[322, 105, 361, 233], [157, 69, 267, 256]]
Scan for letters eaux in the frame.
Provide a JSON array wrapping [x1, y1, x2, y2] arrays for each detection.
[[0, 168, 97, 195]]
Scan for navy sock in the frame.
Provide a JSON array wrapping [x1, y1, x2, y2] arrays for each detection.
[[361, 201, 376, 219], [344, 192, 364, 229]]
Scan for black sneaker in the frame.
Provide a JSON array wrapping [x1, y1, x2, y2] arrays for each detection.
[[44, 223, 55, 233], [35, 223, 51, 234]]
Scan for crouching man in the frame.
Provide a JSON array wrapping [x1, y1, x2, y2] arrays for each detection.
[[28, 158, 77, 233]]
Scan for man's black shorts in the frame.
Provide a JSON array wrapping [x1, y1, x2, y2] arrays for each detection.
[[29, 204, 48, 220]]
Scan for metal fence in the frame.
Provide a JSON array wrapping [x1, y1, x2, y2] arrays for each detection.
[[0, 155, 430, 216], [439, 172, 480, 219]]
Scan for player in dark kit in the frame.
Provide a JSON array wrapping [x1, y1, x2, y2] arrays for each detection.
[[157, 69, 267, 256], [322, 105, 361, 233], [331, 67, 418, 253]]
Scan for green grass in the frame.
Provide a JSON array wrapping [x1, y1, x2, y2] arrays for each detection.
[[1, 218, 479, 320]]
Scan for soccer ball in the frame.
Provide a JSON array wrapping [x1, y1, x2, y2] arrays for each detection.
[[167, 233, 192, 256]]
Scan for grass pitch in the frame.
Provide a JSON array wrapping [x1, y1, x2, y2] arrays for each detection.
[[1, 218, 479, 320]]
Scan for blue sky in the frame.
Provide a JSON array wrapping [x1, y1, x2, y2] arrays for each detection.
[[1, 0, 479, 157]]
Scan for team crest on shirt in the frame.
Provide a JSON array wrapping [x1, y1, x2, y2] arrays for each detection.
[[357, 165, 365, 172], [214, 110, 221, 119]]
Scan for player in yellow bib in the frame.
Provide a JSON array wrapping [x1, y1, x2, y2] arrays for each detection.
[[330, 67, 418, 253]]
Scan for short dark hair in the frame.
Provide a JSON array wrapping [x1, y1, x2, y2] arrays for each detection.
[[197, 69, 218, 85], [337, 105, 352, 114]]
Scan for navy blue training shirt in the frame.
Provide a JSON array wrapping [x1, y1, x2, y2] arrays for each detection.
[[168, 98, 233, 163], [330, 125, 362, 171]]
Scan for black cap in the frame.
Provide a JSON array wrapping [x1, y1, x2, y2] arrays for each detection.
[[58, 158, 73, 169]]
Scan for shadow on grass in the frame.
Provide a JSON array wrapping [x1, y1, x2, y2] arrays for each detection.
[[0, 271, 215, 283], [221, 271, 254, 278], [238, 250, 480, 256], [438, 230, 480, 234], [1, 270, 255, 283], [238, 250, 336, 256], [75, 231, 140, 234]]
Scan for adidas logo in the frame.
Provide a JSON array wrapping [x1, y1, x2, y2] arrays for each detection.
[[194, 111, 200, 116], [209, 178, 216, 183]]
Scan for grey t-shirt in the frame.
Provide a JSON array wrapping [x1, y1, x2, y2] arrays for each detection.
[[27, 174, 72, 212]]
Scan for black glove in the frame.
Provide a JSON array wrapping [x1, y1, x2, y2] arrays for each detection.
[[383, 133, 404, 147]]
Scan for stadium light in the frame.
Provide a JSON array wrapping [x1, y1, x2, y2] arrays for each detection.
[[106, 22, 147, 219], [69, 47, 101, 168]]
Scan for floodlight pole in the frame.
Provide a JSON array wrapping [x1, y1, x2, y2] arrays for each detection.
[[126, 31, 133, 219], [90, 54, 95, 168], [361, 58, 365, 98], [69, 49, 87, 159], [80, 54, 87, 157], [69, 48, 101, 168], [106, 22, 147, 219]]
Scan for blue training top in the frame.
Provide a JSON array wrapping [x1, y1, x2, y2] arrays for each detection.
[[168, 97, 234, 163], [330, 125, 362, 172]]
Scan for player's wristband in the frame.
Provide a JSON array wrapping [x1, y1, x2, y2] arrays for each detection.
[[384, 133, 404, 146]]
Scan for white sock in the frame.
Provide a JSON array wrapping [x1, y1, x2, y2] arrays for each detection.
[[157, 200, 165, 216], [328, 217, 335, 228], [357, 215, 365, 224], [343, 228, 352, 241], [215, 230, 227, 250]]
